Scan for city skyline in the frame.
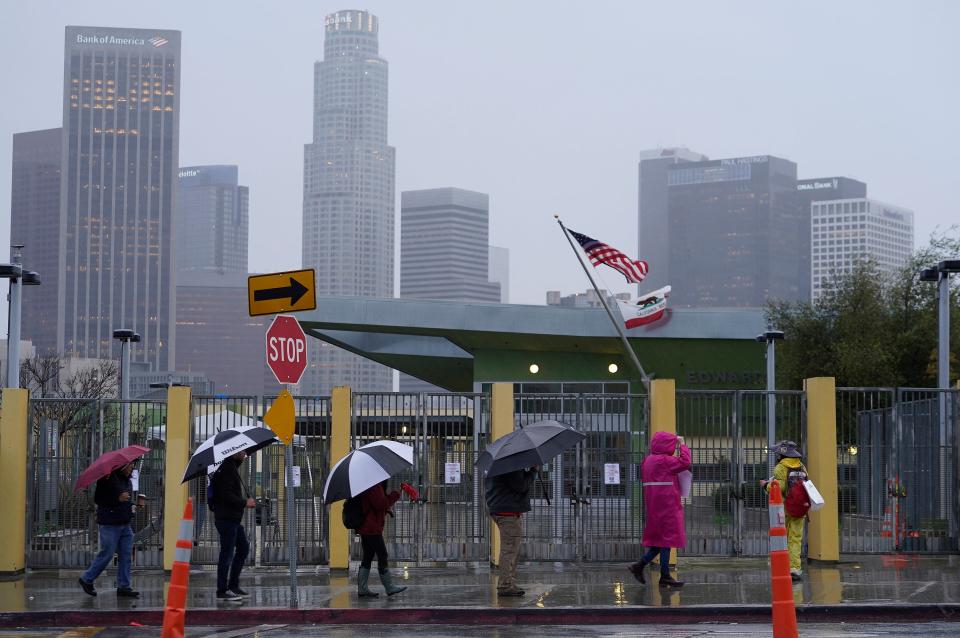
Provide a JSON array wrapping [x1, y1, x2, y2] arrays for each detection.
[[1, 1, 958, 330]]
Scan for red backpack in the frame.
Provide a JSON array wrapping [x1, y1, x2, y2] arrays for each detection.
[[783, 467, 810, 518]]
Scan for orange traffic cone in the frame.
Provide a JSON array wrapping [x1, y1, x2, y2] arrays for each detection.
[[768, 482, 798, 638], [161, 498, 194, 638]]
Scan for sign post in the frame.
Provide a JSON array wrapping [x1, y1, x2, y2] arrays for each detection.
[[264, 316, 308, 607]]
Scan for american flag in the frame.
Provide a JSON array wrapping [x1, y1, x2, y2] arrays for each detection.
[[149, 36, 169, 48], [568, 229, 648, 284]]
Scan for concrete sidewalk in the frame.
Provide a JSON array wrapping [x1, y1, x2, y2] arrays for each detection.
[[1, 555, 959, 626]]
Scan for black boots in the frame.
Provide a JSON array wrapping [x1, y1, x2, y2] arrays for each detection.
[[659, 573, 684, 588], [628, 561, 648, 584]]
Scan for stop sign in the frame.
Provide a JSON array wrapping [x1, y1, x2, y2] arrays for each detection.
[[266, 314, 308, 385]]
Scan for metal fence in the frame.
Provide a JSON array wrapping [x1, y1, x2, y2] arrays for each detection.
[[675, 390, 805, 557], [349, 392, 490, 563], [837, 388, 959, 553], [27, 398, 167, 568]]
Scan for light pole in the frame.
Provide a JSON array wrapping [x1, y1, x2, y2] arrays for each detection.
[[757, 329, 785, 475], [2, 245, 41, 388], [113, 329, 141, 446]]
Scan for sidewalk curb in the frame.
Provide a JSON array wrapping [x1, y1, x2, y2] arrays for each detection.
[[1, 604, 959, 627]]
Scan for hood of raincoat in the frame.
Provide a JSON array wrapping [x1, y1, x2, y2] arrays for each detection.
[[650, 431, 678, 455]]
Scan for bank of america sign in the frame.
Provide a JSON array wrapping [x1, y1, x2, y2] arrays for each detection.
[[75, 34, 169, 47]]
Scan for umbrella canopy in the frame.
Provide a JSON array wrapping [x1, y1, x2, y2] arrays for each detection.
[[181, 426, 279, 483], [322, 440, 413, 505], [75, 445, 151, 492], [475, 420, 586, 479]]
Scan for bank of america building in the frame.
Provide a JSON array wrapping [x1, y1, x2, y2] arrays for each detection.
[[60, 26, 180, 370], [810, 198, 914, 301]]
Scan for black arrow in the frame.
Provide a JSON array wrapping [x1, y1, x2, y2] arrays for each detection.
[[254, 277, 309, 305]]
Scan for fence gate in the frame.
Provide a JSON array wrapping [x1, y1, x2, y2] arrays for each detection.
[[350, 392, 490, 564], [514, 393, 648, 561], [674, 390, 805, 557], [27, 398, 167, 569]]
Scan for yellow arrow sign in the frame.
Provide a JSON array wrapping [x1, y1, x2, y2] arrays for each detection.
[[248, 269, 316, 317], [263, 389, 296, 445]]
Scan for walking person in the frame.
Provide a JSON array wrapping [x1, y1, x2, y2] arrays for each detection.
[[629, 432, 691, 588], [485, 467, 536, 597], [78, 462, 139, 598], [356, 480, 408, 597], [761, 440, 809, 582], [210, 450, 255, 601]]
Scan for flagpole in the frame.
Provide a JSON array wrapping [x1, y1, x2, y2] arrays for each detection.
[[555, 215, 650, 391]]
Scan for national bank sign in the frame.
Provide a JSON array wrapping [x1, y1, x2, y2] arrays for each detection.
[[76, 33, 169, 47]]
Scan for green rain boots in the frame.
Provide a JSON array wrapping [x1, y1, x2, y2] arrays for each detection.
[[357, 567, 379, 598], [379, 569, 407, 596]]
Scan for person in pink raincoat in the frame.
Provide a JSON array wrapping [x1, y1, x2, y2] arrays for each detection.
[[628, 431, 691, 588]]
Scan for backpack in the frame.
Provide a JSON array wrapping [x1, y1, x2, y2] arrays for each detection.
[[206, 476, 216, 512], [342, 495, 365, 530], [783, 467, 810, 518]]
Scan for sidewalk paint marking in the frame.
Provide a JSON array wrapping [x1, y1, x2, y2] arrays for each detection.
[[198, 624, 286, 638], [907, 580, 937, 599], [56, 629, 103, 638]]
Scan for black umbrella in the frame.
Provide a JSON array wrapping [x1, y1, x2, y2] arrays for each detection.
[[181, 426, 279, 483], [475, 420, 586, 504], [322, 440, 414, 504]]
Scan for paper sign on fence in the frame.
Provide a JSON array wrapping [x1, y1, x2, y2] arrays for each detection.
[[804, 479, 825, 511], [604, 463, 620, 485], [285, 465, 301, 488], [678, 470, 693, 498], [444, 462, 461, 484]]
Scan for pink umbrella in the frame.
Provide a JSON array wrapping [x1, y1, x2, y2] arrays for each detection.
[[74, 445, 151, 492]]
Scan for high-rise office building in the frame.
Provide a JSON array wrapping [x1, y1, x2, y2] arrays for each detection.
[[810, 198, 914, 301], [176, 165, 248, 274], [666, 155, 805, 308], [398, 188, 500, 392], [400, 188, 501, 302], [489, 245, 510, 303], [637, 147, 709, 292], [301, 10, 395, 395], [10, 128, 62, 356], [60, 26, 181, 370], [546, 289, 631, 308]]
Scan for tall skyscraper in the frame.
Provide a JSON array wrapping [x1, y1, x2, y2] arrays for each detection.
[[60, 26, 181, 370], [796, 177, 867, 300], [400, 188, 501, 302], [176, 165, 248, 274], [10, 128, 62, 356], [637, 147, 709, 292], [398, 188, 500, 392], [810, 198, 914, 301], [666, 155, 805, 308], [302, 9, 395, 395]]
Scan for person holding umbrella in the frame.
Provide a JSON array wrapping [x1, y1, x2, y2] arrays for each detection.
[[78, 461, 140, 598], [356, 480, 409, 597], [209, 450, 256, 601], [485, 466, 537, 597], [628, 431, 690, 588]]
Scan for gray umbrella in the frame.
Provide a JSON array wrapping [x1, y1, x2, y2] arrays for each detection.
[[475, 420, 586, 480]]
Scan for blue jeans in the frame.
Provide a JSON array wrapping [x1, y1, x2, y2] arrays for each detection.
[[215, 520, 250, 592], [81, 524, 133, 589], [641, 546, 672, 575]]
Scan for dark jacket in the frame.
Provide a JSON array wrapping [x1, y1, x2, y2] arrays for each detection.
[[94, 469, 134, 526], [484, 469, 535, 514], [357, 484, 401, 536], [211, 458, 248, 523]]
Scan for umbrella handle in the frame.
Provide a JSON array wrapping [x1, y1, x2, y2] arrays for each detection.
[[537, 469, 550, 506]]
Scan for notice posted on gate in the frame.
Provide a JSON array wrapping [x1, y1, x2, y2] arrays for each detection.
[[604, 463, 620, 485], [444, 462, 461, 484]]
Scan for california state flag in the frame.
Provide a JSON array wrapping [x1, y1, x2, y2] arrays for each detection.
[[616, 286, 671, 329]]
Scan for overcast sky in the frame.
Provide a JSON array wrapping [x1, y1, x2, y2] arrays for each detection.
[[1, 0, 957, 316]]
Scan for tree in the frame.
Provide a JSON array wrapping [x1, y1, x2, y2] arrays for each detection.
[[767, 231, 960, 389], [20, 354, 120, 438]]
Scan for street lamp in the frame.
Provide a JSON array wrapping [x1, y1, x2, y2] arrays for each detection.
[[2, 245, 41, 388], [113, 329, 141, 446], [756, 329, 785, 475]]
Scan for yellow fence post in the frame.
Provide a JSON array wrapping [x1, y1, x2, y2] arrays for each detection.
[[328, 385, 351, 570], [489, 382, 515, 566], [649, 379, 679, 567], [163, 385, 192, 571], [805, 376, 839, 562], [0, 388, 29, 576]]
